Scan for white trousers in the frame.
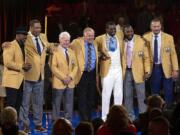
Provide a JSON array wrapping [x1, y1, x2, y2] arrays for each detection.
[[101, 68, 123, 121]]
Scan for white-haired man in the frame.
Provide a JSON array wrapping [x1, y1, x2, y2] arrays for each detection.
[[50, 32, 78, 121]]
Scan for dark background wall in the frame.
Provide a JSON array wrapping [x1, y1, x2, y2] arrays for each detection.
[[0, 0, 180, 44]]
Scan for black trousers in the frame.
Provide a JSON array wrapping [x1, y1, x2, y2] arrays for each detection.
[[77, 70, 97, 121], [6, 82, 23, 116]]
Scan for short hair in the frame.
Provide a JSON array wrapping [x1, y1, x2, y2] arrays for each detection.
[[83, 27, 94, 36], [151, 18, 162, 24], [146, 94, 165, 109], [75, 122, 93, 135], [0, 106, 17, 125], [29, 19, 40, 27], [52, 118, 73, 135], [59, 31, 71, 39], [105, 21, 116, 29], [123, 24, 133, 32]]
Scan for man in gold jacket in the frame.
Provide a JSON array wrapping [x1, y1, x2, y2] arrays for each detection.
[[51, 32, 78, 121], [143, 18, 179, 106], [122, 25, 151, 121], [95, 21, 124, 121], [2, 27, 31, 115], [71, 27, 99, 121], [19, 19, 55, 133]]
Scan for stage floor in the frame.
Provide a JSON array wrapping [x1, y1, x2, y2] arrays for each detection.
[[19, 108, 139, 135], [19, 110, 101, 135]]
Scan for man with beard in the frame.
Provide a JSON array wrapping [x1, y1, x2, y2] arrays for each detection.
[[122, 24, 151, 121], [95, 21, 124, 121], [143, 18, 179, 107], [2, 27, 32, 115]]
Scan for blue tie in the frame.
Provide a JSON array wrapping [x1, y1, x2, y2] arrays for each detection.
[[87, 43, 92, 72], [109, 37, 117, 52], [154, 35, 158, 63], [35, 37, 41, 55]]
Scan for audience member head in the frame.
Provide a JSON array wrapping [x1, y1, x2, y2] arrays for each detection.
[[116, 15, 128, 27], [106, 21, 116, 37], [59, 31, 71, 48], [123, 24, 134, 41], [51, 118, 73, 135], [145, 94, 165, 112], [148, 116, 170, 135], [106, 105, 129, 135], [83, 27, 95, 44], [75, 121, 94, 135], [0, 106, 18, 135], [29, 19, 41, 37], [91, 118, 104, 135]]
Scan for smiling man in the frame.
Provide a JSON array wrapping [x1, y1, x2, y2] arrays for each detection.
[[122, 24, 151, 121], [51, 32, 78, 122], [95, 21, 124, 121], [19, 19, 55, 133]]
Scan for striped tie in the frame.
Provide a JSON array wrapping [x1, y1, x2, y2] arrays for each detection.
[[87, 43, 92, 72]]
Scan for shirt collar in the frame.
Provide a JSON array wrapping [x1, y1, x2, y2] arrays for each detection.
[[59, 45, 68, 52], [85, 41, 93, 46], [107, 34, 116, 39], [152, 31, 161, 38]]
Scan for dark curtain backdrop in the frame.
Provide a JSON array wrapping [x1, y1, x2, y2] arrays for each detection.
[[0, 0, 49, 45]]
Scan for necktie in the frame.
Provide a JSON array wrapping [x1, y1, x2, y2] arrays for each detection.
[[35, 37, 41, 55], [109, 37, 117, 52], [154, 35, 158, 63], [126, 42, 132, 68], [87, 43, 92, 72], [65, 48, 69, 64]]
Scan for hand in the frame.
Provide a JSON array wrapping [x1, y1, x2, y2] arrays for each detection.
[[49, 47, 57, 54], [22, 63, 32, 72], [100, 54, 110, 61], [172, 70, 179, 79], [2, 42, 11, 49], [54, 43, 59, 46], [144, 72, 150, 80], [63, 76, 72, 85]]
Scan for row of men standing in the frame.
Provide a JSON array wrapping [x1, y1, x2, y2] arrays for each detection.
[[1, 17, 179, 133]]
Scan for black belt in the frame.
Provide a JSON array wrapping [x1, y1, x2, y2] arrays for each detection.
[[153, 64, 162, 67], [84, 69, 95, 73], [126, 67, 132, 70]]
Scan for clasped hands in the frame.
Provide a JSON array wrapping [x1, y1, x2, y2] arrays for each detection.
[[62, 76, 72, 85]]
